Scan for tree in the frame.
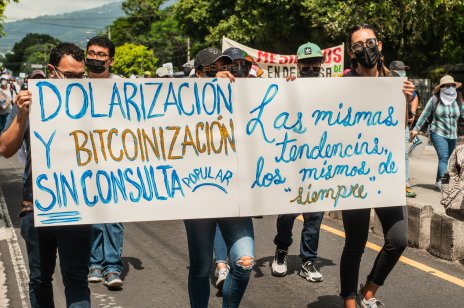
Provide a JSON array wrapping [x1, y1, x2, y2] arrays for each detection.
[[111, 0, 165, 46], [301, 0, 464, 72], [174, 0, 464, 74], [149, 6, 188, 67], [5, 33, 60, 74], [0, 0, 19, 36], [112, 43, 158, 77], [175, 0, 318, 55]]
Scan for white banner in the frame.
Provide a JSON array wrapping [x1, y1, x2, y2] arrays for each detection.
[[222, 37, 344, 78], [29, 78, 405, 226]]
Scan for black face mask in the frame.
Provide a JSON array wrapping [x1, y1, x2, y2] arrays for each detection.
[[229, 64, 249, 78], [354, 45, 381, 69], [86, 58, 107, 74], [299, 70, 320, 78], [204, 70, 218, 78]]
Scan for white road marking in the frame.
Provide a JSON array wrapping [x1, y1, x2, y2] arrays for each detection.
[[0, 185, 29, 307]]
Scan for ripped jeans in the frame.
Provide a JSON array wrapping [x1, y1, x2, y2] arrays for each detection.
[[184, 217, 254, 308]]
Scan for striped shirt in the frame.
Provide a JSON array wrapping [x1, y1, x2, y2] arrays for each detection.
[[414, 96, 464, 139]]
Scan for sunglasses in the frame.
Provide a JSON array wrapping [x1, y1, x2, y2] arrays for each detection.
[[202, 64, 228, 77], [440, 84, 456, 89], [351, 38, 378, 53], [53, 66, 85, 79]]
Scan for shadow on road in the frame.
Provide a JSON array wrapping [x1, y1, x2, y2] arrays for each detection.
[[121, 256, 144, 280], [307, 295, 343, 307], [414, 183, 439, 192]]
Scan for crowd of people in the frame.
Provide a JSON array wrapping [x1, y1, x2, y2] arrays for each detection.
[[0, 21, 462, 308]]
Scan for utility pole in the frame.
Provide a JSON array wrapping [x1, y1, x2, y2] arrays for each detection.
[[108, 27, 111, 40], [187, 37, 190, 62]]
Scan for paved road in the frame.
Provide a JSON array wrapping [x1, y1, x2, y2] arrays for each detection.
[[1, 155, 464, 308]]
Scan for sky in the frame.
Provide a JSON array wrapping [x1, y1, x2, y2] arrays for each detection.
[[4, 0, 123, 22]]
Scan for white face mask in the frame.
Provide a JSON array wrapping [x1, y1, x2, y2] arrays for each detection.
[[1, 80, 7, 86], [440, 86, 457, 106]]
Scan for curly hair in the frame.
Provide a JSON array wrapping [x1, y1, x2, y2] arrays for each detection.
[[49, 43, 85, 67]]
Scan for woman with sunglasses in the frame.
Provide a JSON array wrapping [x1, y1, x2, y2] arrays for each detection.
[[184, 47, 254, 308], [411, 75, 464, 190], [341, 24, 414, 308]]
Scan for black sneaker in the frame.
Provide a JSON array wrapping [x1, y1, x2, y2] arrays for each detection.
[[271, 248, 288, 276], [299, 261, 323, 282]]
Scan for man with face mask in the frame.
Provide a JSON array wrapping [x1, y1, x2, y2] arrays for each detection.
[[271, 42, 325, 283], [223, 47, 252, 78], [85, 36, 124, 289], [86, 36, 120, 79], [0, 75, 12, 131], [0, 43, 91, 308]]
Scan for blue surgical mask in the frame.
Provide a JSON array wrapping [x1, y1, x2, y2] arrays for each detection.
[[396, 70, 407, 77]]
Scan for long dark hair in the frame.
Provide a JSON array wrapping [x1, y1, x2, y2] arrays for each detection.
[[347, 24, 391, 77]]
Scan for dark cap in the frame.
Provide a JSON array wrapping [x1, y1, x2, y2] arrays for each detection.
[[30, 69, 46, 79], [223, 47, 249, 62], [389, 60, 409, 71], [194, 47, 232, 69]]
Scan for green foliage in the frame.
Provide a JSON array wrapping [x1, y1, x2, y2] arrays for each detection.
[[109, 0, 464, 75], [5, 33, 60, 74], [112, 43, 158, 77], [149, 7, 187, 67], [0, 0, 18, 36], [111, 0, 164, 46], [301, 0, 464, 72]]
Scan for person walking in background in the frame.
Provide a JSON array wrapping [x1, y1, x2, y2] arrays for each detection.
[[389, 60, 419, 198], [342, 24, 414, 308], [0, 74, 12, 131], [271, 42, 325, 283], [84, 36, 125, 289], [411, 75, 464, 191]]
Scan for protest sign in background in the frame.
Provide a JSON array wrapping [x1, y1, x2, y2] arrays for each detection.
[[222, 37, 344, 78], [29, 78, 405, 226]]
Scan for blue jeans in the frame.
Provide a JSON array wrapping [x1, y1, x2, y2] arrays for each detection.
[[274, 212, 324, 262], [405, 127, 410, 184], [214, 223, 228, 264], [20, 212, 92, 308], [89, 223, 124, 275], [430, 131, 456, 182], [184, 217, 254, 308]]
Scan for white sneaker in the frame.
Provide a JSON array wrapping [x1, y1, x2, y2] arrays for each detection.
[[215, 267, 229, 290], [271, 248, 288, 277], [435, 181, 442, 191], [299, 261, 323, 282], [356, 285, 384, 308]]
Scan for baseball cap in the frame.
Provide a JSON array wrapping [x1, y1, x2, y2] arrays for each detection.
[[194, 47, 232, 69], [223, 47, 249, 62], [297, 42, 323, 60], [389, 60, 410, 71], [30, 69, 46, 79]]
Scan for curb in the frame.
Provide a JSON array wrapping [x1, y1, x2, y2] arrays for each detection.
[[327, 199, 464, 262]]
